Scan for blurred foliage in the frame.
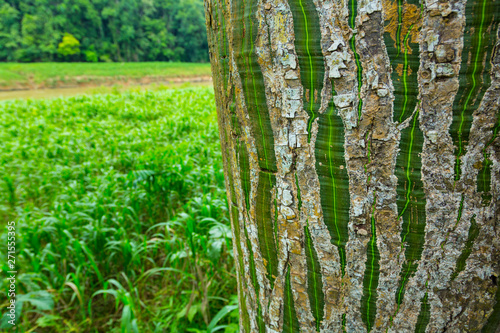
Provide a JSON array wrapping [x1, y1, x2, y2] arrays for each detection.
[[0, 88, 238, 332], [57, 33, 80, 58], [0, 0, 209, 62]]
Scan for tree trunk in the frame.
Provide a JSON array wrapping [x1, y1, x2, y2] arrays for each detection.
[[203, 0, 500, 331]]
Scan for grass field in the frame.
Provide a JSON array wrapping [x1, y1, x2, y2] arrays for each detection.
[[0, 63, 212, 90], [0, 88, 238, 332]]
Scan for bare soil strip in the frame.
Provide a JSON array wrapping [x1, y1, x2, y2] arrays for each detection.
[[0, 76, 213, 101]]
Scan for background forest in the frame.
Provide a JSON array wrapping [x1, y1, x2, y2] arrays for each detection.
[[0, 0, 209, 63]]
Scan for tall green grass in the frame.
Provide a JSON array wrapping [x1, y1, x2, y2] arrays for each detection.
[[0, 88, 238, 332]]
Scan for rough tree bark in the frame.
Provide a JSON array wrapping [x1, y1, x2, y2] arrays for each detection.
[[203, 0, 500, 331]]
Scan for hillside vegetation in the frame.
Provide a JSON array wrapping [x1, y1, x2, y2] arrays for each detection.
[[0, 0, 209, 63]]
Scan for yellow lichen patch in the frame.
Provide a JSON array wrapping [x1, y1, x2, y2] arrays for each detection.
[[473, 160, 483, 169], [256, 52, 269, 69], [395, 63, 412, 76], [383, 0, 422, 53], [396, 63, 404, 76], [234, 85, 242, 99], [274, 12, 289, 44]]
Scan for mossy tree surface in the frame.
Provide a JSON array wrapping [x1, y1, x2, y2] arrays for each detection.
[[204, 0, 500, 331]]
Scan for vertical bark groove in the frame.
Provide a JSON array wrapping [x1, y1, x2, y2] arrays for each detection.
[[360, 200, 381, 332], [283, 266, 301, 331], [393, 109, 426, 315], [450, 0, 497, 182], [288, 0, 325, 142], [304, 221, 325, 331], [348, 0, 364, 119], [314, 91, 350, 279]]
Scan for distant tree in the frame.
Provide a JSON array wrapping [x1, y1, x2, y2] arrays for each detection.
[[173, 0, 209, 62], [83, 47, 98, 63], [57, 33, 80, 58], [0, 1, 21, 61]]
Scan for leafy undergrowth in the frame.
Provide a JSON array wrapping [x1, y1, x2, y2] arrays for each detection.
[[0, 88, 238, 332]]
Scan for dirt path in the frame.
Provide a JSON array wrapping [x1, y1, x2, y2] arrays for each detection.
[[0, 76, 213, 101]]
